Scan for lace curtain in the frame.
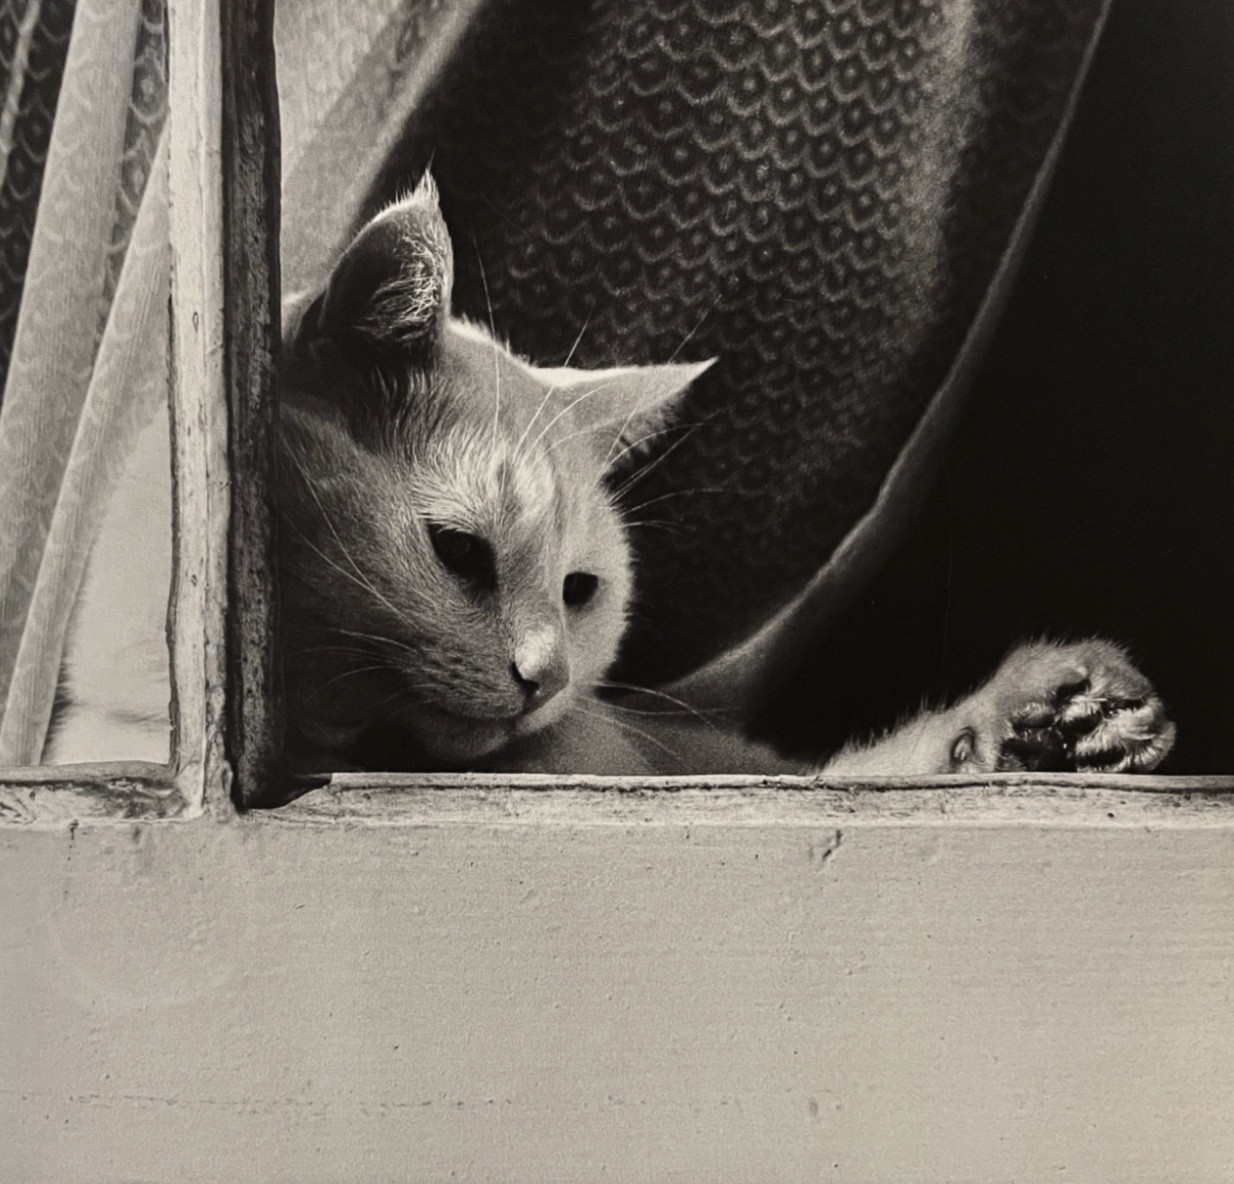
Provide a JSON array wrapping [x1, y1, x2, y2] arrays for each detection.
[[0, 0, 168, 764]]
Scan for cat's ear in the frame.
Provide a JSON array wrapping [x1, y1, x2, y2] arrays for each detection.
[[286, 172, 453, 368], [534, 358, 717, 463]]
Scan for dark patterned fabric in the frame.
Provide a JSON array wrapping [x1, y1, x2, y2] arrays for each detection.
[[373, 0, 1107, 685], [0, 0, 75, 399], [0, 0, 27, 98]]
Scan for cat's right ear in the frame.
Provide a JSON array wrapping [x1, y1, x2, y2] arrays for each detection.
[[285, 173, 453, 371]]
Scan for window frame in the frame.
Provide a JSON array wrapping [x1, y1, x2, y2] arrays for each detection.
[[0, 0, 235, 821], [0, 0, 1231, 825]]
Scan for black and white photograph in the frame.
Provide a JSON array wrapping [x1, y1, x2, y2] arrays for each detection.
[[3, 0, 1232, 1178]]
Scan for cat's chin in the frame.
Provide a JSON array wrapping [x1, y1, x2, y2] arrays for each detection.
[[411, 694, 571, 764]]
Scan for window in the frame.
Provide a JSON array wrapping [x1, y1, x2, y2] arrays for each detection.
[[1, 0, 1227, 811]]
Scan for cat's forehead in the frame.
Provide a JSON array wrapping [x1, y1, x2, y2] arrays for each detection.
[[392, 320, 619, 545], [411, 419, 565, 534]]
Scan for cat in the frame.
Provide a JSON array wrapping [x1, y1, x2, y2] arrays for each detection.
[[274, 175, 1177, 779]]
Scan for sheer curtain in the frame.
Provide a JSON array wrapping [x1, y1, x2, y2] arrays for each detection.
[[277, 0, 490, 297], [0, 0, 167, 763], [0, 0, 474, 764]]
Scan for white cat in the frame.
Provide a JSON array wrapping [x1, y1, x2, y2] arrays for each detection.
[[271, 177, 1176, 777], [49, 177, 1176, 779]]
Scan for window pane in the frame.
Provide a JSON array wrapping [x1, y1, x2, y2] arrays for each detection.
[[0, 0, 170, 766]]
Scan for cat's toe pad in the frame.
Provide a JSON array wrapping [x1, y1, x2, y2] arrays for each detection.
[[989, 641, 1175, 773]]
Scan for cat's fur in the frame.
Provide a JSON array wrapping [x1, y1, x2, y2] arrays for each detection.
[[273, 176, 1176, 779]]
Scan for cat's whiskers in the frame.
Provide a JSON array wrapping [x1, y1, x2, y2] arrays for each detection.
[[620, 517, 698, 537], [309, 663, 403, 696], [544, 414, 687, 462], [601, 699, 709, 718], [290, 643, 384, 661], [359, 684, 426, 724], [329, 625, 426, 662], [283, 514, 423, 637], [280, 451, 424, 635], [602, 407, 653, 470], [621, 486, 753, 520], [610, 422, 710, 500], [541, 418, 604, 456], [597, 303, 717, 475], [561, 314, 591, 369], [523, 381, 621, 461], [509, 317, 595, 473], [510, 378, 565, 473], [592, 310, 716, 473], [283, 517, 403, 626], [469, 231, 503, 446], [573, 699, 684, 762], [663, 299, 718, 364], [596, 679, 729, 732], [604, 420, 705, 474]]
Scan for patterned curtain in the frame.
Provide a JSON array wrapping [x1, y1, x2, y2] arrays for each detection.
[[0, 0, 167, 763], [279, 0, 1111, 699]]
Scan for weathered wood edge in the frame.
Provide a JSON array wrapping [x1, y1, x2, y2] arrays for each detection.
[[0, 762, 188, 826], [4, 766, 1229, 829], [310, 770, 1234, 793], [168, 0, 232, 814], [220, 0, 284, 809], [274, 772, 1234, 829]]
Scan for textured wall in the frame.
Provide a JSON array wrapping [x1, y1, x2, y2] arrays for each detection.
[[5, 790, 1234, 1182]]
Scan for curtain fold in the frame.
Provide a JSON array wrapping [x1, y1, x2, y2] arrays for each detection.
[[0, 0, 75, 395]]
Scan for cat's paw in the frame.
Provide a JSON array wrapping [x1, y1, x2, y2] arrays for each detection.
[[978, 640, 1175, 773]]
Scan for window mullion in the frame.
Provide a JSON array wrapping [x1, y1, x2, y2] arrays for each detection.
[[220, 0, 284, 809], [167, 0, 230, 813]]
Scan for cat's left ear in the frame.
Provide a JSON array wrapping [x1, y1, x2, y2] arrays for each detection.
[[285, 172, 453, 370], [534, 358, 717, 464]]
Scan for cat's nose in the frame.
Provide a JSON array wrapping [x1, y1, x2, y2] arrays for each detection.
[[511, 628, 568, 709]]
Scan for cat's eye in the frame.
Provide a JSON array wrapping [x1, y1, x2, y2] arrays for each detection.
[[563, 571, 599, 608], [428, 524, 497, 591]]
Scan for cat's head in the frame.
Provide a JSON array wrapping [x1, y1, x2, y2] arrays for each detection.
[[278, 175, 712, 767]]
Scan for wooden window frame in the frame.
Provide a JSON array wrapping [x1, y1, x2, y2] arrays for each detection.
[[0, 0, 1231, 824], [0, 0, 231, 824]]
